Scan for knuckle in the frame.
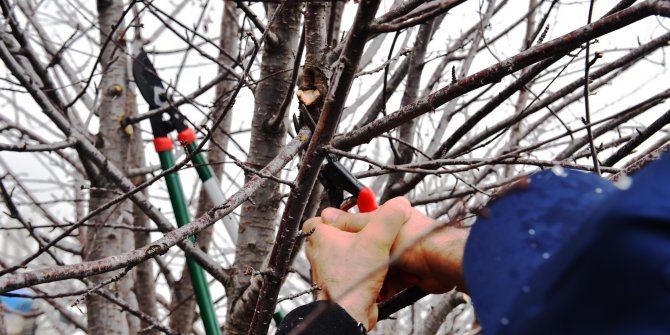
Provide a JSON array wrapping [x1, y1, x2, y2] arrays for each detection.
[[303, 217, 320, 231], [385, 197, 411, 221]]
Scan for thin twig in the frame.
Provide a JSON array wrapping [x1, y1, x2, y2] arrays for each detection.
[[583, 0, 601, 175], [237, 1, 279, 46], [276, 284, 320, 304]]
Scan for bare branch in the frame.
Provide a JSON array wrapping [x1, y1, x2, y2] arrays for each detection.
[[0, 128, 310, 292], [332, 1, 670, 151], [0, 138, 77, 152]]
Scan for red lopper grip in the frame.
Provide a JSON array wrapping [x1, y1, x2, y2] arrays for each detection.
[[153, 137, 174, 153], [356, 187, 378, 213], [177, 128, 196, 146]]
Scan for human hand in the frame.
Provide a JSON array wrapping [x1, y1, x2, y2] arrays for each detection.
[[302, 197, 411, 330], [320, 197, 468, 296]]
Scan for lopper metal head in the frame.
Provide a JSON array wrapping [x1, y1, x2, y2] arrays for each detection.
[[133, 49, 166, 110], [132, 48, 190, 137]]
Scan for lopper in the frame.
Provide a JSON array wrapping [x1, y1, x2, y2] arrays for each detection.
[[133, 48, 233, 335]]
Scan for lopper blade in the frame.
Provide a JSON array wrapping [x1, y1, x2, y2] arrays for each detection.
[[132, 48, 166, 109]]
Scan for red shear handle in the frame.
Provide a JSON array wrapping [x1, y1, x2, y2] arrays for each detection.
[[356, 187, 378, 213]]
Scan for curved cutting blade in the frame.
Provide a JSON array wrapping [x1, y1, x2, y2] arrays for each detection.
[[132, 48, 166, 109]]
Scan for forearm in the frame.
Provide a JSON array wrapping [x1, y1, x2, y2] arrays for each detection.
[[392, 225, 469, 294], [424, 227, 468, 292]]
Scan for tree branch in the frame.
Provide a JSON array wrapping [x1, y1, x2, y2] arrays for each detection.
[[249, 0, 383, 333], [0, 138, 76, 152], [0, 128, 309, 293], [332, 1, 670, 151]]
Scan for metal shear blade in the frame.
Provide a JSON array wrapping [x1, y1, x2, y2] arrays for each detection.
[[133, 49, 166, 109]]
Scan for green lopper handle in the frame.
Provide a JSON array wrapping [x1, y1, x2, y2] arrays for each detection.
[[184, 142, 238, 244], [158, 150, 221, 335]]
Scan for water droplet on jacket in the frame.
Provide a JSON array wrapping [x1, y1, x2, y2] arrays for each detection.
[[528, 228, 536, 235], [595, 187, 602, 193], [522, 285, 531, 293], [500, 317, 510, 325], [551, 165, 567, 177], [542, 252, 551, 259], [663, 264, 670, 290], [614, 174, 633, 190]]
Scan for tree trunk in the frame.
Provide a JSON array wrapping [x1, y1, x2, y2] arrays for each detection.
[[128, 88, 158, 335], [225, 4, 301, 334], [326, 1, 345, 48], [85, 1, 133, 334]]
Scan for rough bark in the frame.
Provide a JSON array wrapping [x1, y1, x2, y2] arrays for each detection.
[[0, 129, 310, 293], [296, 2, 329, 209], [85, 0, 133, 334], [127, 87, 158, 335], [1, 1, 669, 333], [249, 0, 382, 332], [225, 4, 301, 334], [281, 0, 330, 303], [417, 292, 469, 335], [170, 3, 239, 333], [326, 1, 345, 48]]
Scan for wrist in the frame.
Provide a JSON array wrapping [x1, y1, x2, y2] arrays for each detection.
[[316, 290, 374, 330], [424, 227, 468, 291], [338, 296, 374, 330]]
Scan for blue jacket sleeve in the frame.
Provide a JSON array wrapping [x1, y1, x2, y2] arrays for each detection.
[[464, 154, 670, 335]]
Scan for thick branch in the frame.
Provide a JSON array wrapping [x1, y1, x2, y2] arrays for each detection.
[[249, 0, 383, 333], [0, 0, 274, 287], [603, 108, 670, 166]]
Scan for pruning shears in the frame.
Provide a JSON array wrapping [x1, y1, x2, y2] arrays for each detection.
[[318, 141, 422, 302], [292, 112, 378, 213], [294, 112, 421, 302], [133, 48, 228, 335], [320, 154, 378, 213]]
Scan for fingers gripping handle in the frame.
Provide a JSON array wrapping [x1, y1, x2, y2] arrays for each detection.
[[356, 191, 421, 303]]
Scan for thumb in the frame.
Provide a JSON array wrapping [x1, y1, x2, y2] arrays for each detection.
[[321, 207, 374, 233], [360, 197, 411, 248]]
